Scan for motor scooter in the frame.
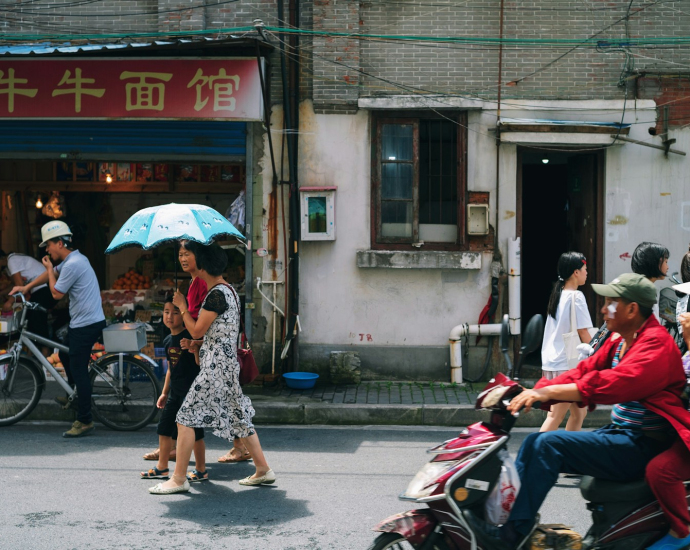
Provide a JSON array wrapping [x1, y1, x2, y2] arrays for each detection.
[[368, 313, 690, 550]]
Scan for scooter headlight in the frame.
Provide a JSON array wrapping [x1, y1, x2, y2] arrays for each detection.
[[403, 461, 461, 499]]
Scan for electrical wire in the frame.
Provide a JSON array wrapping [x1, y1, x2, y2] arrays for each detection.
[[0, 0, 241, 17]]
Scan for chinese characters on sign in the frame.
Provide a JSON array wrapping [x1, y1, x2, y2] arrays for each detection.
[[0, 58, 262, 120]]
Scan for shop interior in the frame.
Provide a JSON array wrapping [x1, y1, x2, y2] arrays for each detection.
[[0, 159, 247, 373]]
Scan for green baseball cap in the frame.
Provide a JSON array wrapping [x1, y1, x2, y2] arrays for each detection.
[[591, 273, 657, 308]]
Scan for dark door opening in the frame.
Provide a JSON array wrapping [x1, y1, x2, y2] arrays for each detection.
[[518, 149, 603, 365]]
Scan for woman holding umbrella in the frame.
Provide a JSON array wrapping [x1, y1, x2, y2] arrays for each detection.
[[148, 244, 274, 494]]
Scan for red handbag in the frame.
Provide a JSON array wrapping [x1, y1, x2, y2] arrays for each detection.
[[225, 284, 259, 386]]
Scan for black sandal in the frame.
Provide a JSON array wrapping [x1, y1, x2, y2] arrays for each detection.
[[186, 469, 209, 482], [141, 467, 169, 479]]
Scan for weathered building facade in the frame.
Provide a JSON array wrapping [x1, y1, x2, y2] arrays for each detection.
[[2, 1, 690, 380]]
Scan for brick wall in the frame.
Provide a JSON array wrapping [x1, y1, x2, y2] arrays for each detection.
[[307, 0, 690, 105], [0, 0, 290, 107], [638, 76, 690, 134], [312, 0, 360, 113], [3, 0, 690, 108]]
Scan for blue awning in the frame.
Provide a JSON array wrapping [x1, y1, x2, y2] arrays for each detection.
[[0, 36, 271, 56], [0, 120, 246, 161]]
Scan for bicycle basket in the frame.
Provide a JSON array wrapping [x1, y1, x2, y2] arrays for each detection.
[[659, 287, 680, 324]]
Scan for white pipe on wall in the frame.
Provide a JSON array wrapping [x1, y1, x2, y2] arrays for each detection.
[[448, 323, 503, 383], [508, 237, 521, 335]]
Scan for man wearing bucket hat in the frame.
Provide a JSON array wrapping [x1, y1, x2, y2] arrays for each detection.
[[469, 273, 690, 550], [10, 220, 105, 438]]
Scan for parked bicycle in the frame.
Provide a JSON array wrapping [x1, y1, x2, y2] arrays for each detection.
[[0, 293, 161, 430]]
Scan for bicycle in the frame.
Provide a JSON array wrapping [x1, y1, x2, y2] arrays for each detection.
[[0, 293, 161, 430]]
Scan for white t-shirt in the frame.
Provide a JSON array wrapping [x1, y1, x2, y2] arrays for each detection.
[[6, 253, 47, 291], [541, 289, 593, 372]]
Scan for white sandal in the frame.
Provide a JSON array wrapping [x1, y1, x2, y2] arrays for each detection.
[[148, 479, 190, 494], [239, 469, 276, 486]]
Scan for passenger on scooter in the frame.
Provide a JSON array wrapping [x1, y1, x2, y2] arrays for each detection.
[[642, 281, 690, 550], [470, 273, 690, 550]]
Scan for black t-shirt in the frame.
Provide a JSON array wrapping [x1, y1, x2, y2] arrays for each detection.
[[166, 329, 200, 396]]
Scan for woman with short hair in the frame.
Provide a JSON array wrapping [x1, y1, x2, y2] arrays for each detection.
[[148, 244, 274, 494]]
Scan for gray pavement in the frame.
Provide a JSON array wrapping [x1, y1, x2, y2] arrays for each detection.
[[33, 378, 613, 428], [1, 423, 591, 550]]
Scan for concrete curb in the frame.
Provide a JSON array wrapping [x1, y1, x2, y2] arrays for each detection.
[[24, 398, 614, 428]]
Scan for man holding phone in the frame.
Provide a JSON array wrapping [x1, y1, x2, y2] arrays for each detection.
[[11, 221, 105, 438]]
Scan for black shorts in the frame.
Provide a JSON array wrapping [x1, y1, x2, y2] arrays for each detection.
[[157, 392, 204, 441]]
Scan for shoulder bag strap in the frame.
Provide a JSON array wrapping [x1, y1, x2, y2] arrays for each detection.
[[570, 293, 578, 333], [221, 282, 248, 346]]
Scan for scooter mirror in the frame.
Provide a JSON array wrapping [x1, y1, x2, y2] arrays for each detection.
[[500, 314, 510, 353], [521, 314, 544, 355]]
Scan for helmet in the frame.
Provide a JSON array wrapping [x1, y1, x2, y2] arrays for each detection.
[[39, 221, 72, 248]]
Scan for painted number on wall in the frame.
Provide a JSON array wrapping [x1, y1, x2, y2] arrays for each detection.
[[349, 332, 373, 342]]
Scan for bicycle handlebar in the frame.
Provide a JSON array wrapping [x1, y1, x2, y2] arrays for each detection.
[[10, 292, 46, 313]]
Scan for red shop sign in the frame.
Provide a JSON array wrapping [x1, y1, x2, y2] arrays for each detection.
[[0, 58, 263, 120]]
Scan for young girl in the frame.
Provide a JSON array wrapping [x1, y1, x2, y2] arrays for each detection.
[[143, 240, 209, 462], [140, 297, 206, 482], [540, 252, 594, 432]]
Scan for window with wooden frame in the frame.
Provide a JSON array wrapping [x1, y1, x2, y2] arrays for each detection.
[[371, 112, 467, 250]]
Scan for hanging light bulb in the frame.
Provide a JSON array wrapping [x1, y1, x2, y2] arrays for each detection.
[[105, 171, 113, 184], [35, 195, 43, 208], [541, 153, 549, 164]]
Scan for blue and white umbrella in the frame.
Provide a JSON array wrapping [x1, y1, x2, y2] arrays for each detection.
[[105, 203, 244, 254]]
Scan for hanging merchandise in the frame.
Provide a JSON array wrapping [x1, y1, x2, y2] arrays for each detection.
[[42, 191, 67, 219], [226, 190, 246, 230]]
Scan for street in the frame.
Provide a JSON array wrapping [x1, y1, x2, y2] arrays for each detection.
[[1, 423, 590, 549]]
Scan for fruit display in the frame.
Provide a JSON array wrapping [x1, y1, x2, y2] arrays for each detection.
[[90, 342, 106, 361], [112, 269, 151, 290], [47, 352, 64, 371]]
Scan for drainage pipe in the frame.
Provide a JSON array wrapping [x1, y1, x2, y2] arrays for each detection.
[[508, 237, 521, 335], [448, 323, 503, 383]]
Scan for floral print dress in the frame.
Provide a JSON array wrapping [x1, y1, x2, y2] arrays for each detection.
[[176, 284, 255, 440]]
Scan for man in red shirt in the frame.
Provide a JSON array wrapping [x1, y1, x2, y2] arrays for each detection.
[[471, 273, 690, 550]]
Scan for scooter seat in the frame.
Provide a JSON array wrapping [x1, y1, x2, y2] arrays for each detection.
[[580, 475, 654, 503]]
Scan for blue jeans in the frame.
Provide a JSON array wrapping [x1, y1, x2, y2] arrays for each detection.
[[59, 320, 106, 424], [507, 425, 672, 535]]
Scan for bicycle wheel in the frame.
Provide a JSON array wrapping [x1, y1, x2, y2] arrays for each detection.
[[90, 354, 160, 431], [0, 358, 44, 426]]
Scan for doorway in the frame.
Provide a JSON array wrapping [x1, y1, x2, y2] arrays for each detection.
[[518, 149, 604, 360]]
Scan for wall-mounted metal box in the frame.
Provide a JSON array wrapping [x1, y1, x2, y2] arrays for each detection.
[[467, 203, 490, 235], [300, 186, 336, 241]]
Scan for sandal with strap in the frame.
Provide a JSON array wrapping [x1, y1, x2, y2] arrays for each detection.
[[143, 449, 177, 461], [141, 467, 169, 479], [186, 469, 209, 482], [218, 450, 252, 463]]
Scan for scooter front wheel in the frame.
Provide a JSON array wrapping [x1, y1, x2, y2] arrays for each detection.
[[367, 532, 450, 550]]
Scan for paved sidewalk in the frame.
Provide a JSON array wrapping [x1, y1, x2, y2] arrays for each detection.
[[29, 378, 612, 428], [247, 380, 479, 406]]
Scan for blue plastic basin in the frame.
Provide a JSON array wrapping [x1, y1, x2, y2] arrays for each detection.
[[283, 372, 319, 389]]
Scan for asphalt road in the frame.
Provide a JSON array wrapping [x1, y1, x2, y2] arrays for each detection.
[[1, 423, 590, 550]]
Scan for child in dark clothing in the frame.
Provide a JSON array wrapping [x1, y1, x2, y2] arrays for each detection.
[[141, 297, 207, 482]]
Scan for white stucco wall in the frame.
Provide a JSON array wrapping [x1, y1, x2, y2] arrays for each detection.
[[296, 101, 494, 349], [277, 98, 690, 375]]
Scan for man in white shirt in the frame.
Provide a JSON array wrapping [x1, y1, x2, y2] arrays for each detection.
[[0, 250, 56, 339]]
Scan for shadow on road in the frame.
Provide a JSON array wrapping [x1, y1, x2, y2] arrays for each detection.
[[158, 485, 313, 527]]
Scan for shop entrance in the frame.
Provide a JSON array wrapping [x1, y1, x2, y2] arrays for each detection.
[[518, 149, 604, 357]]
